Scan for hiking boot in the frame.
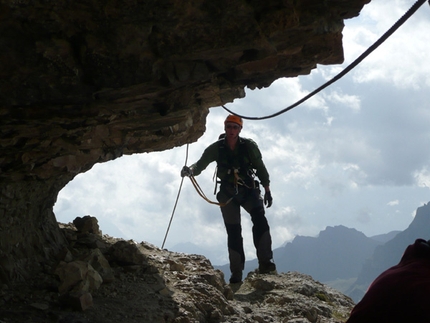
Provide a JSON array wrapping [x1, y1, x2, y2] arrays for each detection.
[[229, 271, 242, 284], [258, 261, 276, 274]]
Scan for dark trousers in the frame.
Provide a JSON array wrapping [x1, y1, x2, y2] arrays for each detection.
[[217, 184, 273, 275]]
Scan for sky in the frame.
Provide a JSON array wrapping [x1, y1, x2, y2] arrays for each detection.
[[54, 0, 430, 266]]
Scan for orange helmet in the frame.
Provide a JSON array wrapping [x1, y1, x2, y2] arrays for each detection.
[[224, 114, 243, 128]]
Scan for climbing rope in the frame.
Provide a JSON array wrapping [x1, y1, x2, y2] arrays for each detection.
[[222, 0, 429, 120], [161, 143, 189, 249], [161, 143, 232, 249], [161, 144, 233, 249], [188, 166, 255, 206], [189, 175, 232, 207]]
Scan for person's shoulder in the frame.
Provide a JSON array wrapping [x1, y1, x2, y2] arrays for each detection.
[[206, 139, 224, 152], [240, 137, 258, 147], [215, 137, 226, 148]]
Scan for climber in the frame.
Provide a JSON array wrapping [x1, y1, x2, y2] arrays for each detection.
[[346, 238, 430, 323], [181, 114, 276, 284]]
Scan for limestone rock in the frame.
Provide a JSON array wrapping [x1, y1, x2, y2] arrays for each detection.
[[55, 260, 103, 295], [73, 216, 101, 235], [107, 240, 150, 267], [80, 248, 115, 283]]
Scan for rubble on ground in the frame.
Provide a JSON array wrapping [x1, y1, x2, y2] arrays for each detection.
[[0, 216, 355, 322]]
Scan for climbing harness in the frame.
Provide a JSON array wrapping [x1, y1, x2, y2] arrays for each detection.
[[232, 168, 255, 190], [191, 155, 258, 201], [222, 0, 429, 120], [189, 166, 255, 205]]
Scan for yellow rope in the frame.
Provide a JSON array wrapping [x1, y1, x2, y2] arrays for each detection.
[[189, 175, 232, 207]]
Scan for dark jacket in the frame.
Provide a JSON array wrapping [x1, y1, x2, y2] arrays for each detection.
[[191, 137, 270, 187]]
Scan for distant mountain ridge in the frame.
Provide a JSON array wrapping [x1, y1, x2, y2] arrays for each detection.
[[273, 225, 382, 282], [370, 230, 401, 243], [215, 225, 384, 287]]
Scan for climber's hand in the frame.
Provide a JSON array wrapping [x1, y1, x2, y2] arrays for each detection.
[[181, 166, 193, 177], [264, 191, 273, 208]]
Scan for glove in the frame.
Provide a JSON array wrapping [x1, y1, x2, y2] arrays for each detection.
[[264, 191, 273, 208], [181, 166, 193, 177]]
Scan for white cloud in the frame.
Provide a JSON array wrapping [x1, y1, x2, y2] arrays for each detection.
[[414, 167, 430, 188], [325, 91, 361, 112], [387, 200, 399, 206], [345, 1, 430, 89]]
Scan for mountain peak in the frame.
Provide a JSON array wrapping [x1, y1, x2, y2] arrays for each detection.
[[272, 225, 381, 282], [408, 202, 430, 234], [319, 225, 366, 239]]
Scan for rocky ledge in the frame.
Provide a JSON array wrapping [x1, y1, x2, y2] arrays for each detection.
[[0, 216, 354, 323]]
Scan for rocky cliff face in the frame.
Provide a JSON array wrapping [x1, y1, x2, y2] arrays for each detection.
[[0, 0, 370, 282], [0, 217, 355, 322]]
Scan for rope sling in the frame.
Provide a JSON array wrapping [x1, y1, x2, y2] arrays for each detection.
[[189, 175, 232, 207], [189, 167, 255, 207]]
